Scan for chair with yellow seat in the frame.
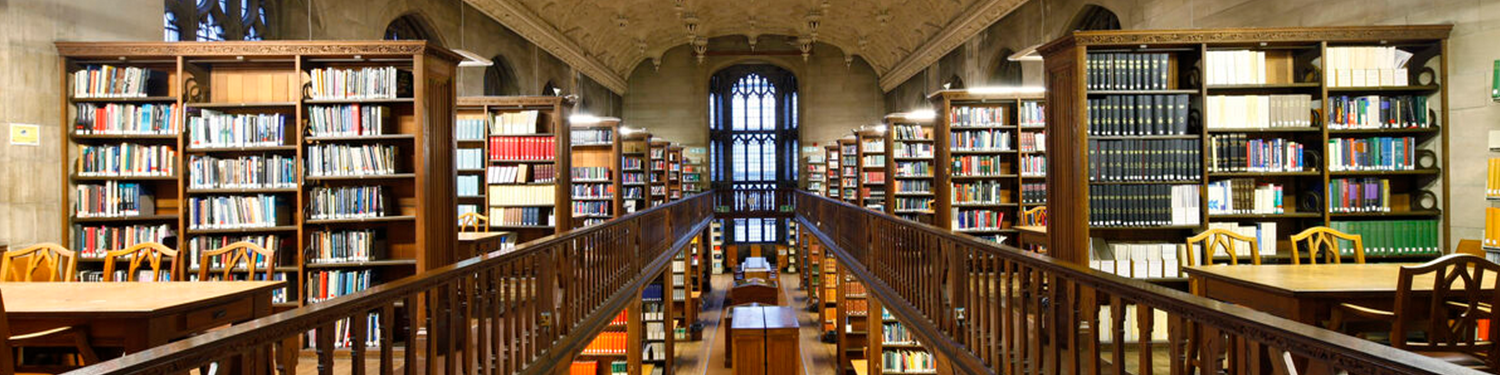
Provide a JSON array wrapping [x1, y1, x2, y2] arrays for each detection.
[[1185, 228, 1262, 267], [0, 243, 78, 282], [459, 212, 490, 233], [1021, 206, 1046, 227], [1290, 226, 1365, 264], [101, 242, 179, 282], [197, 241, 277, 281], [1328, 254, 1500, 371]]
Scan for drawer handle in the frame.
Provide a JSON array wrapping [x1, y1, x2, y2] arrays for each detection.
[[213, 309, 227, 319]]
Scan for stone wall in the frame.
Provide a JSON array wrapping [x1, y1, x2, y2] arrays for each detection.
[[884, 0, 1500, 248], [622, 36, 885, 151]]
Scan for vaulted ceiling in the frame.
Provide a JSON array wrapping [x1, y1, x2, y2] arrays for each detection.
[[465, 0, 1030, 93]]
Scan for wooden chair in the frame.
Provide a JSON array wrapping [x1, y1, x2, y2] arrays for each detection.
[[459, 212, 490, 233], [1186, 228, 1263, 267], [101, 242, 178, 282], [1290, 226, 1365, 264], [197, 241, 277, 281], [1021, 206, 1046, 226], [1328, 254, 1500, 370], [0, 244, 77, 282]]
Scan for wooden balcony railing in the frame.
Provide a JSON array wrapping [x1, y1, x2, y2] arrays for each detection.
[[793, 190, 1481, 375], [66, 192, 714, 375]]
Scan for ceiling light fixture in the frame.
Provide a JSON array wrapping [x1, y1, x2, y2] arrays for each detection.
[[1007, 45, 1043, 62], [455, 3, 492, 67]]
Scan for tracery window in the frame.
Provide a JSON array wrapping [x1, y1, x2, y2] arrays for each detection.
[[164, 0, 270, 42], [709, 66, 800, 244]]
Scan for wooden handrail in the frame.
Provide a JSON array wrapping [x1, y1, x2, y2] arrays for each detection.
[[65, 192, 715, 375], [793, 190, 1481, 375]]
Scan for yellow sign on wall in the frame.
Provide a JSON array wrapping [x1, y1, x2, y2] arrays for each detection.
[[9, 124, 39, 146]]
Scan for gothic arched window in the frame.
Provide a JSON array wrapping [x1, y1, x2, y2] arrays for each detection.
[[384, 13, 441, 45], [990, 48, 1023, 86], [709, 65, 800, 244], [1069, 4, 1122, 32], [483, 55, 522, 96], [164, 0, 271, 41]]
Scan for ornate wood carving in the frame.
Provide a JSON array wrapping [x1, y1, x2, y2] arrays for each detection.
[[54, 41, 461, 61], [878, 0, 1028, 92], [1041, 25, 1453, 55], [465, 0, 629, 94]]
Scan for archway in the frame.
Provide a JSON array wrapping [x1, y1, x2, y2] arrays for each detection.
[[484, 55, 521, 96]]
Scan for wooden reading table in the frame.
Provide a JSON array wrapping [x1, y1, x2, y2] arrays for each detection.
[[1014, 225, 1047, 253], [742, 257, 775, 280], [457, 231, 515, 262], [729, 304, 801, 375], [1, 281, 283, 353], [1183, 263, 1499, 325]]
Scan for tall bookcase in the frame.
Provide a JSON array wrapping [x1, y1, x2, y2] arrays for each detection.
[[456, 96, 574, 243], [682, 156, 704, 195], [648, 140, 670, 207], [867, 298, 937, 375], [58, 42, 459, 312], [825, 145, 842, 199], [931, 90, 1048, 246], [1038, 26, 1453, 271], [886, 114, 937, 225], [805, 151, 828, 196], [836, 267, 869, 375], [857, 129, 887, 211], [839, 137, 859, 204], [621, 132, 650, 214], [571, 117, 623, 228], [667, 145, 684, 201]]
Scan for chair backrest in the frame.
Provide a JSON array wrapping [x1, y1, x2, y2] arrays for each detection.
[[459, 212, 490, 233], [1290, 226, 1365, 264], [197, 241, 277, 281], [1185, 228, 1261, 266], [102, 242, 179, 282], [1391, 254, 1500, 366], [0, 243, 78, 282], [1021, 206, 1047, 226]]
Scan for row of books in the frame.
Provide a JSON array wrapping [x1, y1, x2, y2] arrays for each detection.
[[1488, 158, 1500, 199], [581, 332, 627, 355], [1207, 180, 1284, 215], [308, 313, 382, 349], [1088, 184, 1201, 227], [489, 185, 556, 206], [1206, 222, 1280, 257], [306, 104, 389, 136], [952, 181, 1007, 204], [893, 143, 934, 158], [71, 223, 173, 258], [1087, 139, 1202, 181], [1019, 101, 1046, 128], [861, 140, 885, 153], [1332, 220, 1440, 256], [74, 103, 178, 135], [456, 115, 487, 141], [949, 106, 1010, 128], [491, 111, 543, 135], [1207, 135, 1307, 173], [882, 321, 918, 343], [1019, 131, 1046, 152], [307, 229, 383, 264], [488, 207, 554, 227], [623, 157, 643, 170], [1205, 95, 1314, 129], [1327, 137, 1416, 171], [1021, 183, 1046, 204], [863, 155, 886, 167], [1087, 94, 1192, 136], [894, 180, 931, 193], [1483, 207, 1500, 248], [1088, 240, 1186, 279], [71, 65, 164, 98], [487, 164, 556, 184], [951, 155, 1007, 176], [186, 235, 281, 271], [77, 143, 176, 176], [572, 201, 611, 217], [895, 161, 932, 177], [489, 136, 555, 161], [863, 171, 885, 184], [456, 149, 484, 170], [952, 209, 1007, 231], [1328, 178, 1392, 213], [572, 129, 613, 146], [1204, 50, 1278, 86], [305, 144, 399, 177], [1095, 306, 1171, 344], [1086, 53, 1173, 91], [893, 197, 932, 212], [79, 269, 171, 282], [307, 269, 373, 303], [187, 110, 287, 148], [1327, 95, 1431, 129], [1021, 155, 1045, 177], [951, 129, 1011, 151], [188, 154, 296, 189], [841, 145, 858, 155], [571, 184, 613, 199], [623, 172, 645, 184], [308, 186, 387, 220], [893, 125, 932, 140], [187, 194, 284, 229], [573, 167, 611, 181], [1324, 46, 1414, 88], [307, 66, 405, 100], [74, 182, 153, 218], [457, 175, 482, 197], [882, 350, 936, 373]]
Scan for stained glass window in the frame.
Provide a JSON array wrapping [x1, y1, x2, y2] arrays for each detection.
[[164, 0, 268, 41]]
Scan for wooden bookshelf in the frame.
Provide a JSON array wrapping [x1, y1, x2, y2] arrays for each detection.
[[885, 114, 937, 225], [667, 145, 684, 201], [867, 298, 938, 375], [837, 266, 869, 375], [839, 137, 859, 204], [681, 152, 704, 195], [805, 151, 828, 196], [57, 41, 460, 312], [930, 90, 1047, 246], [621, 132, 650, 214], [648, 140, 670, 207], [570, 117, 623, 229], [456, 96, 573, 243], [1037, 26, 1453, 270], [857, 129, 887, 211], [825, 145, 842, 199]]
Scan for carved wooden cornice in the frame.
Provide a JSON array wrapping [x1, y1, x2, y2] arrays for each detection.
[[465, 0, 629, 94], [54, 41, 462, 61], [877, 0, 1028, 92], [1039, 25, 1454, 56], [457, 95, 574, 107]]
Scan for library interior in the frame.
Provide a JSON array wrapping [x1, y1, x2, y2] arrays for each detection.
[[4, 0, 1500, 374]]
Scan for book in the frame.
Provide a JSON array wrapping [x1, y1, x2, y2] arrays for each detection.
[[186, 234, 282, 271], [860, 140, 885, 153], [1327, 137, 1415, 171], [308, 186, 387, 220], [893, 142, 934, 158], [1205, 50, 1272, 85], [306, 104, 389, 136], [307, 229, 384, 263], [487, 207, 554, 227], [1087, 94, 1191, 136], [188, 154, 296, 189], [456, 149, 485, 170], [1330, 220, 1439, 256], [1324, 46, 1413, 88], [71, 65, 166, 98], [187, 110, 287, 148], [1207, 179, 1285, 215], [571, 128, 613, 146], [894, 180, 931, 194], [491, 111, 542, 135], [949, 106, 1009, 127], [1327, 178, 1392, 213], [1087, 139, 1201, 181], [1205, 222, 1278, 257], [951, 129, 1012, 151], [894, 161, 932, 177], [77, 143, 176, 177], [74, 182, 154, 218], [1489, 158, 1500, 199], [952, 181, 1007, 205], [458, 175, 482, 197], [456, 114, 487, 141], [1088, 184, 1200, 227], [1020, 131, 1046, 152], [489, 185, 556, 206], [1327, 95, 1430, 129], [487, 164, 556, 184], [488, 136, 556, 161], [1086, 53, 1173, 91], [1208, 135, 1306, 173], [1019, 101, 1046, 127], [187, 194, 285, 229], [72, 223, 173, 258], [305, 144, 398, 177], [307, 66, 406, 100], [1087, 239, 1185, 278], [1021, 183, 1046, 205], [306, 269, 373, 304], [1021, 155, 1045, 177], [1206, 95, 1314, 129], [73, 103, 179, 135], [953, 209, 1006, 232]]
